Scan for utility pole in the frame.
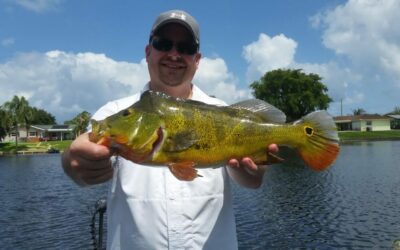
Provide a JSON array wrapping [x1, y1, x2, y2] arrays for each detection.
[[340, 98, 343, 116]]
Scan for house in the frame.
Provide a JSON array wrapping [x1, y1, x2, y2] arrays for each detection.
[[387, 114, 400, 129], [334, 114, 392, 131], [3, 124, 75, 142]]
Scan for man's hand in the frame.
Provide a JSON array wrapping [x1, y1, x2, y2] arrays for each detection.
[[61, 133, 114, 186], [227, 144, 279, 189]]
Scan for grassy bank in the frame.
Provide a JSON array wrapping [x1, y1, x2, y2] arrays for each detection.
[[339, 130, 400, 142], [0, 140, 72, 154]]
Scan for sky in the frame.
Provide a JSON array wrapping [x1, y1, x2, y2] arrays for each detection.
[[1, 0, 399, 123]]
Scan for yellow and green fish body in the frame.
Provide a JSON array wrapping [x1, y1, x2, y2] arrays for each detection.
[[90, 90, 339, 181]]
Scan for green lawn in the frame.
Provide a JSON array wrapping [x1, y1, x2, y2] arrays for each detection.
[[0, 140, 72, 153], [339, 130, 400, 141]]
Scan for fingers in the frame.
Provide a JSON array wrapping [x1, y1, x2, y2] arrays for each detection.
[[228, 157, 259, 174], [268, 143, 279, 153], [228, 159, 240, 168], [228, 144, 279, 169], [63, 133, 114, 186], [70, 133, 112, 161], [78, 166, 114, 185], [240, 157, 258, 171]]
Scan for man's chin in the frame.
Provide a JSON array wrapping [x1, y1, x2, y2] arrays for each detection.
[[161, 79, 186, 87]]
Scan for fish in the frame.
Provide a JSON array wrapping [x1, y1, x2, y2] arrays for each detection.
[[89, 90, 340, 181]]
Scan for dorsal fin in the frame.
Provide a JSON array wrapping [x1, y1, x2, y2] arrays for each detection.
[[230, 99, 286, 123]]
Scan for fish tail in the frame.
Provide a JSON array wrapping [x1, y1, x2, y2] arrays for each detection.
[[294, 111, 339, 171]]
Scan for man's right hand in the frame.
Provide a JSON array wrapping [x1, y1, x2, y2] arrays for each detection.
[[61, 133, 114, 186]]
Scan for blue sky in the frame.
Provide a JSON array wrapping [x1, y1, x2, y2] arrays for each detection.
[[1, 0, 399, 123]]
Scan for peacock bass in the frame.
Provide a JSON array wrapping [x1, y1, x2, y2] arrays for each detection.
[[89, 90, 340, 181]]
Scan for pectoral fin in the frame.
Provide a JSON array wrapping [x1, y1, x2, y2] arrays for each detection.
[[252, 151, 284, 165], [168, 162, 201, 181], [164, 131, 198, 152], [266, 152, 284, 165]]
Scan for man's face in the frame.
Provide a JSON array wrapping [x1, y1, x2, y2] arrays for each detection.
[[146, 23, 201, 89]]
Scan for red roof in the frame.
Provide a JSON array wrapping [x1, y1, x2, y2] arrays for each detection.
[[334, 114, 392, 122]]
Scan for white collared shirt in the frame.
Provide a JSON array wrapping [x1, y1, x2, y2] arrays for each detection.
[[92, 84, 238, 250]]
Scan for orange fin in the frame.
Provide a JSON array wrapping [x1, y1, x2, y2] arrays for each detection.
[[96, 136, 112, 147], [295, 111, 340, 171], [300, 143, 340, 171], [168, 162, 199, 181]]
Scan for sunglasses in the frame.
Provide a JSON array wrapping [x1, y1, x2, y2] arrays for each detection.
[[151, 37, 198, 55]]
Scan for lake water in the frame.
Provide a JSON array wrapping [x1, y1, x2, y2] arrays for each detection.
[[0, 141, 399, 249]]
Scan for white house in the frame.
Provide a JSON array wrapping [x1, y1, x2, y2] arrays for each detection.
[[3, 124, 75, 142], [334, 114, 392, 131]]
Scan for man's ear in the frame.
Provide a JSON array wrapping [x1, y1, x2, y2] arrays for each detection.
[[145, 45, 151, 60], [195, 52, 201, 68]]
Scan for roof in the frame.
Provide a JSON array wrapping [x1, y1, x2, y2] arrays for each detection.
[[30, 124, 74, 132], [387, 114, 400, 119], [334, 114, 392, 122]]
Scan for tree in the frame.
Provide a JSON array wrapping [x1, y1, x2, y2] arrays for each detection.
[[31, 107, 56, 124], [64, 111, 91, 137], [250, 69, 332, 122], [3, 96, 32, 147], [0, 109, 13, 141], [390, 106, 400, 115], [352, 108, 366, 115]]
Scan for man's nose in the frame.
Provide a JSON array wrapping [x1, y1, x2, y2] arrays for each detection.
[[166, 45, 181, 59]]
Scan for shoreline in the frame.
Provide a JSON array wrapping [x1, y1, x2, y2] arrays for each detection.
[[0, 150, 61, 156], [339, 137, 400, 143]]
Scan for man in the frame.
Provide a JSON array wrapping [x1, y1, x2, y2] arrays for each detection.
[[62, 9, 277, 249]]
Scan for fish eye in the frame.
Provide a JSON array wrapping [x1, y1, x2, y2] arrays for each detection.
[[304, 126, 314, 136]]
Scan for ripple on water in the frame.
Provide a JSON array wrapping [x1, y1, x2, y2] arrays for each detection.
[[234, 141, 400, 249]]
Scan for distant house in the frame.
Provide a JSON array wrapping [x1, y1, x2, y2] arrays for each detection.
[[3, 124, 75, 142], [334, 114, 392, 131], [387, 115, 400, 129]]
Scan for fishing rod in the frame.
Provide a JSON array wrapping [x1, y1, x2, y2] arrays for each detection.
[[90, 198, 107, 250]]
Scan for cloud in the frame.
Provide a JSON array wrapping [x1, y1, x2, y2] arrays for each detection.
[[242, 0, 400, 115], [242, 33, 297, 83], [9, 0, 63, 13], [297, 62, 363, 115], [0, 51, 149, 123], [0, 51, 250, 123], [1, 37, 15, 47], [312, 0, 400, 85], [194, 57, 251, 103], [241, 33, 350, 111]]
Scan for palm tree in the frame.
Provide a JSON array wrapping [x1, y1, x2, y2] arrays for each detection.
[[65, 111, 91, 138], [74, 111, 91, 137], [3, 96, 32, 148], [392, 106, 400, 115], [352, 108, 366, 115], [0, 108, 13, 141]]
